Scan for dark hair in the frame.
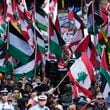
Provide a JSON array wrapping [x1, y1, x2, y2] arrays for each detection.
[[108, 91, 110, 96], [25, 82, 33, 89], [12, 87, 20, 93], [86, 103, 94, 109], [36, 0, 45, 7]]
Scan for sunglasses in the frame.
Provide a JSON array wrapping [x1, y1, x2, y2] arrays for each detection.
[[2, 93, 8, 96], [38, 99, 47, 101], [97, 98, 104, 100]]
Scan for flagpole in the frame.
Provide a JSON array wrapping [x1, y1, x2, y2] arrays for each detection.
[[10, 57, 14, 74], [81, 0, 83, 18], [92, 0, 97, 46], [47, 14, 50, 57], [7, 21, 9, 50], [54, 73, 67, 90], [33, 0, 37, 80], [6, 22, 15, 75], [43, 8, 50, 81]]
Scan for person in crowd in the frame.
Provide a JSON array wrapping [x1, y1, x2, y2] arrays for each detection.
[[46, 94, 54, 109], [105, 91, 110, 108], [61, 84, 73, 104], [51, 98, 63, 110], [0, 88, 15, 110], [12, 88, 21, 110], [62, 45, 72, 67], [27, 91, 38, 109], [20, 82, 33, 110], [93, 92, 107, 110], [74, 96, 89, 110], [29, 94, 50, 110], [68, 104, 76, 110], [86, 103, 94, 110]]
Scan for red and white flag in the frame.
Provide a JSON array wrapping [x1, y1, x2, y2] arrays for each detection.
[[68, 53, 94, 99]]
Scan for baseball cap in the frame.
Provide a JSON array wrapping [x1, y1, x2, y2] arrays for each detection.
[[0, 88, 8, 96], [78, 98, 87, 106]]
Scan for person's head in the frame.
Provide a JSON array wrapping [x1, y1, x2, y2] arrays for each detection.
[[7, 93, 13, 104], [38, 94, 47, 107], [2, 94, 8, 103], [68, 104, 76, 110], [17, 80, 22, 89], [9, 80, 15, 89], [74, 96, 88, 110], [13, 88, 20, 99], [6, 74, 12, 80], [96, 92, 105, 106], [1, 88, 8, 103], [25, 82, 33, 93], [31, 91, 37, 99]]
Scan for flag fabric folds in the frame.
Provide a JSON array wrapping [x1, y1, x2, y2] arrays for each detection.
[[68, 53, 94, 98], [49, 16, 65, 60], [8, 22, 34, 64]]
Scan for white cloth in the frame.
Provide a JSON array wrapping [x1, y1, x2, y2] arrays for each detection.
[[0, 102, 14, 110]]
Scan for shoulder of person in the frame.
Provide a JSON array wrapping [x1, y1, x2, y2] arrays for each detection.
[[29, 104, 39, 110], [44, 106, 50, 110]]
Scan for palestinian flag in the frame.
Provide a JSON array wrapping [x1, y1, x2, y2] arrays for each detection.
[[87, 1, 104, 35], [87, 2, 98, 35], [34, 6, 48, 37], [36, 29, 45, 53], [49, 16, 65, 60], [68, 52, 94, 98], [8, 22, 34, 64], [75, 35, 90, 53], [74, 11, 83, 30], [68, 8, 74, 28], [55, 16, 61, 34], [14, 60, 35, 79], [14, 46, 43, 80], [100, 48, 110, 98], [86, 38, 100, 69]]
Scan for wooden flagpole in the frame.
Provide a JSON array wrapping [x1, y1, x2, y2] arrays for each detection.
[[55, 73, 68, 90]]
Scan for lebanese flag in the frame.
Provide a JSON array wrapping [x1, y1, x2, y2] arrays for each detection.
[[68, 53, 94, 99]]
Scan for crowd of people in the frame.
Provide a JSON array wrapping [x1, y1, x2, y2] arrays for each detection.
[[0, 0, 110, 110], [0, 70, 110, 110], [0, 35, 110, 110]]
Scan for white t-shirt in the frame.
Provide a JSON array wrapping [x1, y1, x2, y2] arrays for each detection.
[[0, 102, 14, 110]]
